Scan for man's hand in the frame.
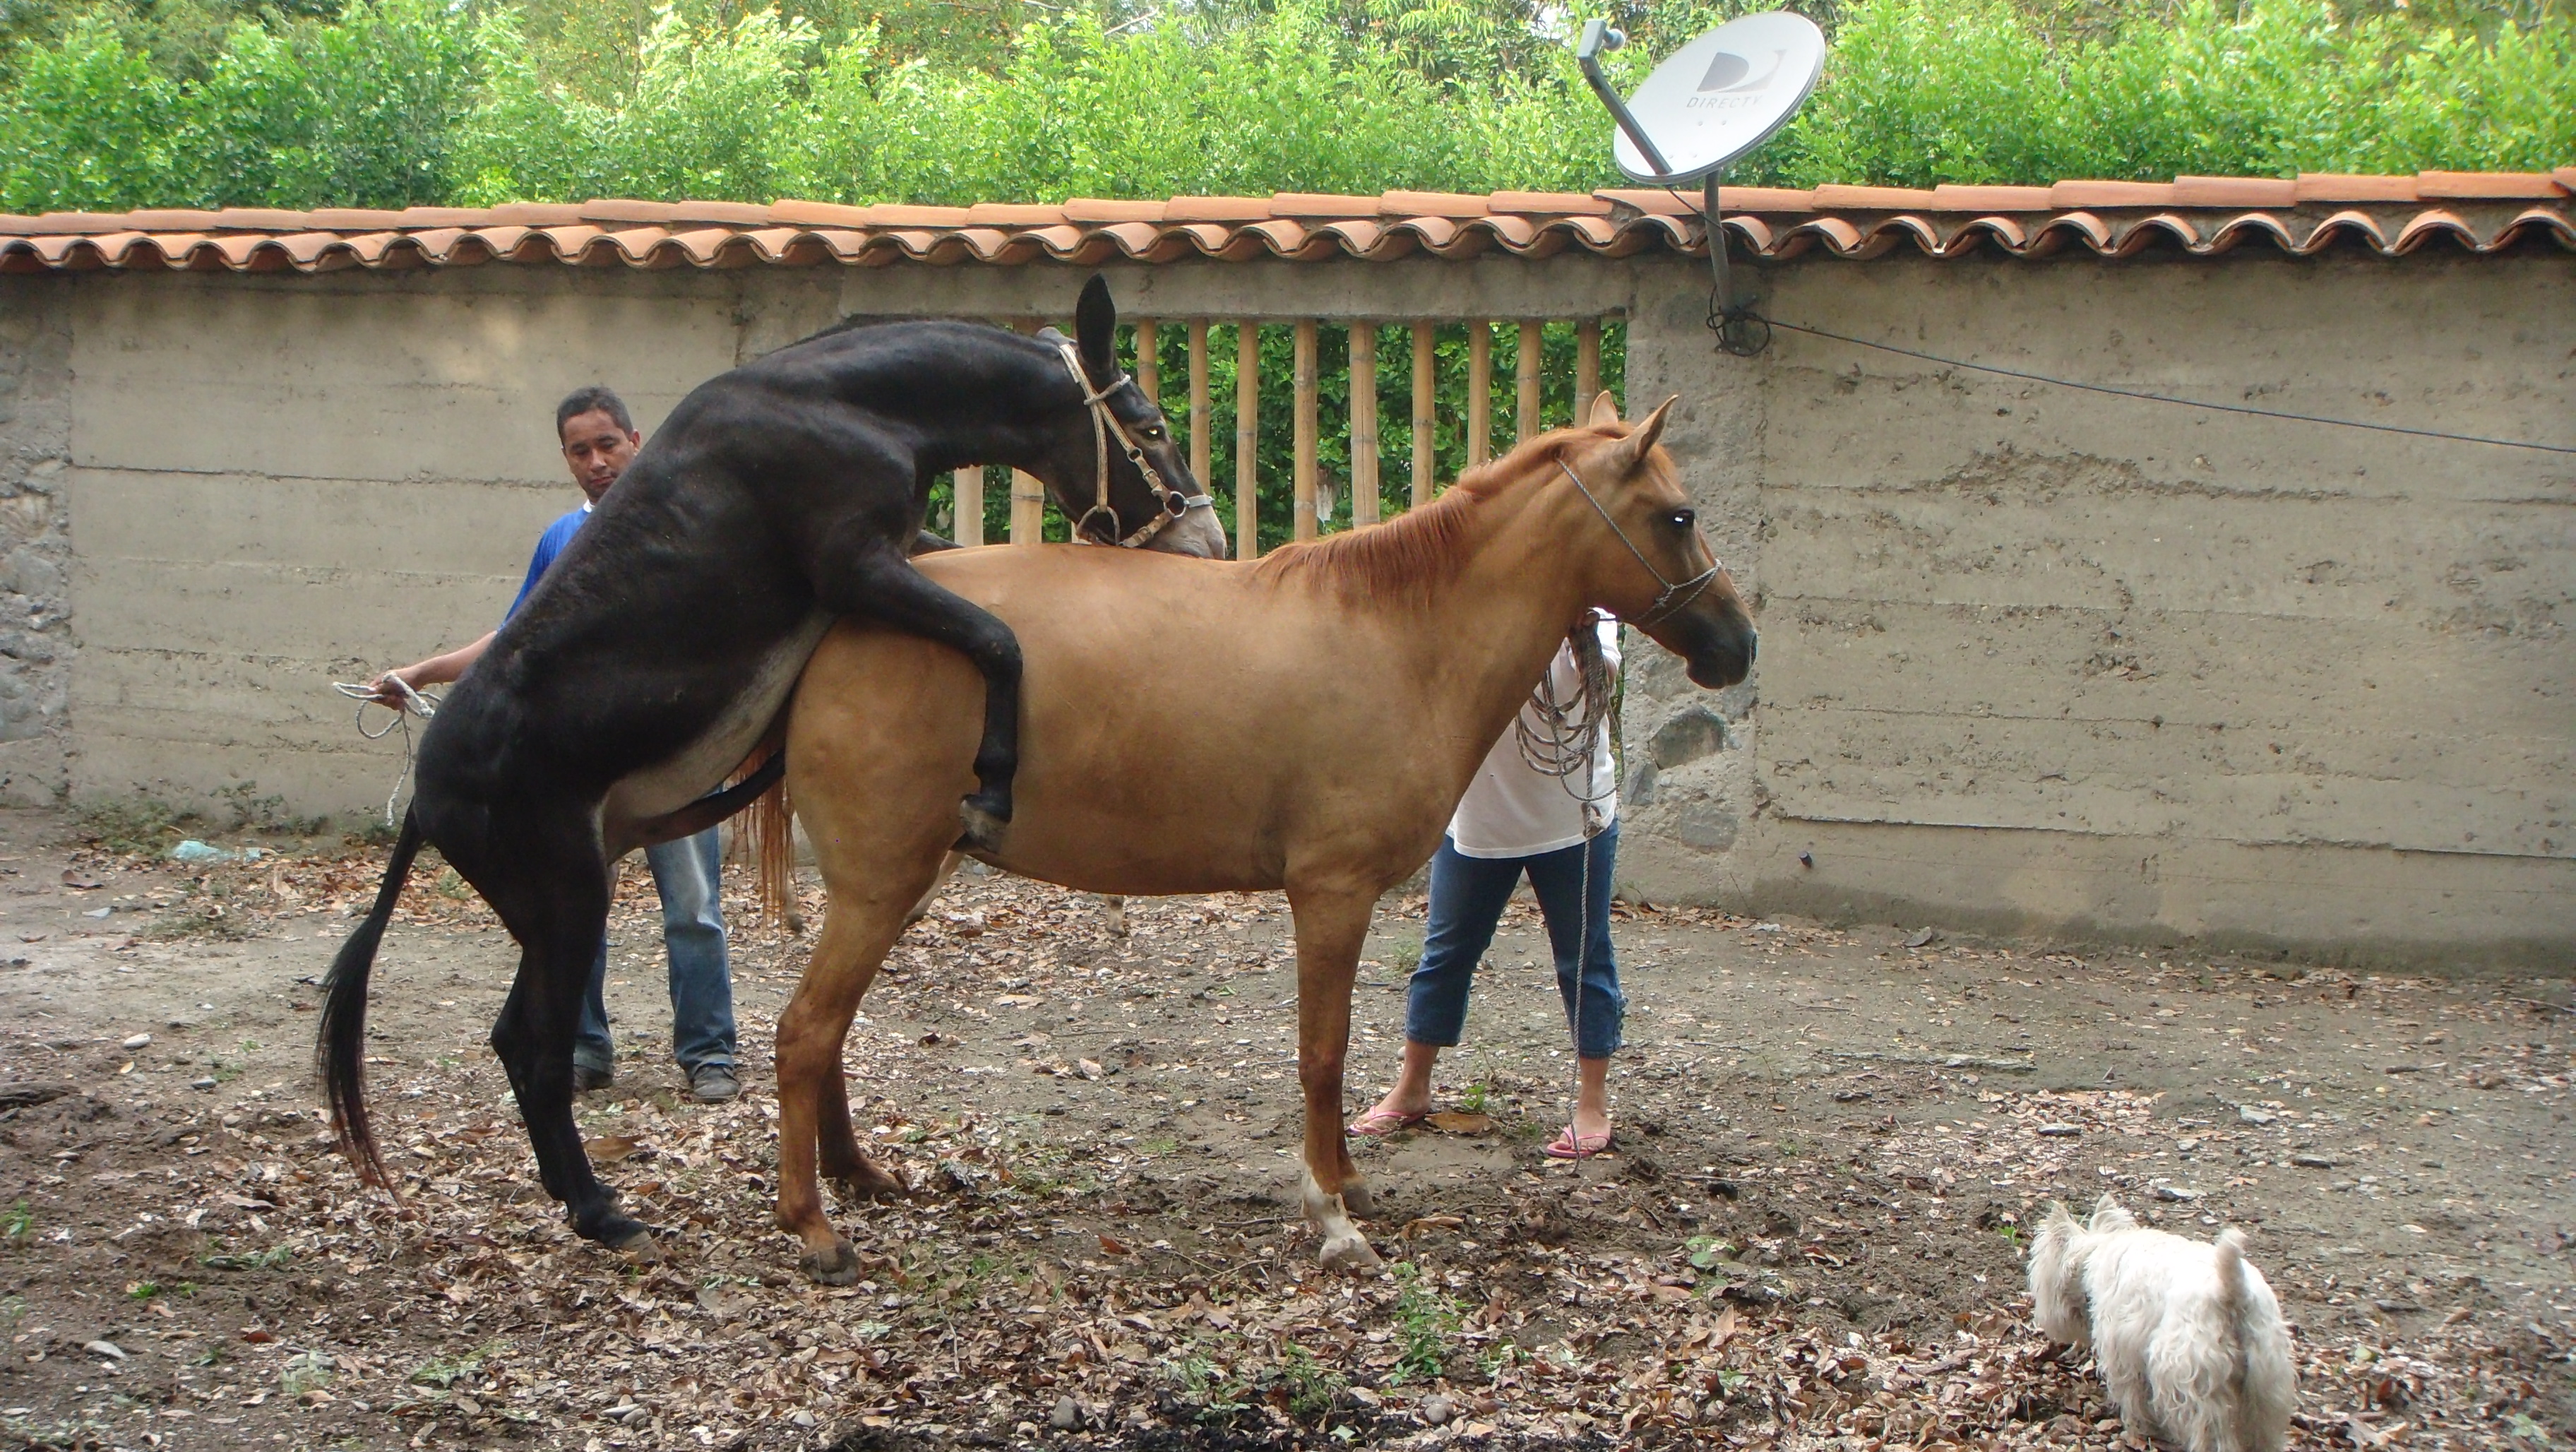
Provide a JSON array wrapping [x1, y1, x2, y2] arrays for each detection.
[[364, 669, 423, 709]]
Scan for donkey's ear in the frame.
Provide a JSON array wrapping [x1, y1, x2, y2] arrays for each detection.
[[1586, 391, 1622, 429], [1608, 394, 1678, 472], [1073, 274, 1120, 389]]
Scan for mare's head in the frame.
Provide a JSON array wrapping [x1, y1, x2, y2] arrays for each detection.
[[1554, 393, 1756, 688], [1029, 277, 1228, 558]]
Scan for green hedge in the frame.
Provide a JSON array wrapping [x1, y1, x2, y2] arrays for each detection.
[[3, 0, 2569, 215]]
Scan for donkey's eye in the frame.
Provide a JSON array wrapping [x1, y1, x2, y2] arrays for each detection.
[[1667, 508, 1696, 530], [1141, 424, 1166, 440]]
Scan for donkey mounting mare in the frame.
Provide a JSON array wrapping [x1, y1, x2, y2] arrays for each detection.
[[318, 278, 1224, 1253], [773, 393, 1755, 1281]]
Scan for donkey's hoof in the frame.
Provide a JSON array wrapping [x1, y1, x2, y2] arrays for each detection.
[[612, 1227, 662, 1260], [955, 792, 1011, 852], [800, 1239, 862, 1286], [1319, 1233, 1383, 1273], [1340, 1181, 1378, 1218]]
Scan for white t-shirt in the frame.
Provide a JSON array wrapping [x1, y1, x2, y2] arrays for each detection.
[[1448, 618, 1622, 859]]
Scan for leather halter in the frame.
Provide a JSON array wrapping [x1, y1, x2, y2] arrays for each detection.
[[1555, 457, 1723, 626], [1054, 341, 1215, 549]]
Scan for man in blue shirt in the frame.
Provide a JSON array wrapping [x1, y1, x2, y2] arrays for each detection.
[[369, 387, 740, 1103]]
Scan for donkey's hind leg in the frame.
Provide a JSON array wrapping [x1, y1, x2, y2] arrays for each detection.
[[775, 875, 938, 1283], [481, 843, 647, 1250], [809, 542, 1022, 851]]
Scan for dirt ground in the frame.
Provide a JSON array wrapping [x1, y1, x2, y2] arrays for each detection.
[[0, 805, 2567, 1452]]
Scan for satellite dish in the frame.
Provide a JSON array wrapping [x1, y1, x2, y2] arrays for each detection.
[[1597, 12, 1825, 184], [1575, 12, 1823, 354]]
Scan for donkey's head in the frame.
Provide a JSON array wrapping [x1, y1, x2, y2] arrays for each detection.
[[1029, 277, 1227, 558], [1558, 393, 1755, 689]]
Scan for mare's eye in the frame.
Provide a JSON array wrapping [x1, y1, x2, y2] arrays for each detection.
[[1667, 508, 1696, 530]]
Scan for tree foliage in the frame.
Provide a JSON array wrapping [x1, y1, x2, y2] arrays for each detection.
[[1, 0, 2568, 215]]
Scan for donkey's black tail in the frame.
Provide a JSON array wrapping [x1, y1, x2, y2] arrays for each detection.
[[317, 808, 425, 1191]]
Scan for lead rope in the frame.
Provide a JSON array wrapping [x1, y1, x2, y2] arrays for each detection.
[[329, 679, 439, 828], [1515, 619, 1615, 1170]]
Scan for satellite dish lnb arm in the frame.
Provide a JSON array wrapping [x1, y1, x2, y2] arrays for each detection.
[[1575, 20, 1678, 182]]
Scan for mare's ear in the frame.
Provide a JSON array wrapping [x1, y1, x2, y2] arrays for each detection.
[[1607, 394, 1678, 474], [1073, 274, 1120, 389], [1586, 391, 1622, 429]]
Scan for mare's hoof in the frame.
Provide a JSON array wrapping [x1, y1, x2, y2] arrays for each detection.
[[1319, 1233, 1383, 1273], [830, 1166, 910, 1204], [1340, 1180, 1378, 1218], [801, 1239, 862, 1286]]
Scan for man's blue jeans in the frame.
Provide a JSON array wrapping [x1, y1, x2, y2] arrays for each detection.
[[1403, 825, 1624, 1061], [574, 826, 735, 1075]]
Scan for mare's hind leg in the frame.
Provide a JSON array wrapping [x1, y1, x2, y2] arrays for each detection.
[[816, 1059, 907, 1203], [481, 843, 648, 1250], [775, 876, 938, 1283], [806, 540, 1022, 850], [1284, 881, 1383, 1272]]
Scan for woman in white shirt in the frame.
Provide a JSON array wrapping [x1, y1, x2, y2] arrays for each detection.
[[1349, 614, 1625, 1158]]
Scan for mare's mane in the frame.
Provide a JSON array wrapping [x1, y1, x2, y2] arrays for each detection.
[[1251, 426, 1609, 607]]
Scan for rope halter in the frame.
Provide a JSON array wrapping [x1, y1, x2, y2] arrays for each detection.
[[1555, 457, 1723, 627], [1053, 341, 1216, 549]]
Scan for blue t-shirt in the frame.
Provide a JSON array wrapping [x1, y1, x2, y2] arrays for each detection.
[[505, 504, 590, 623]]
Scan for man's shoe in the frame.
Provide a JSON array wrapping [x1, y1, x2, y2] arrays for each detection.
[[573, 1064, 614, 1094], [689, 1064, 740, 1103]]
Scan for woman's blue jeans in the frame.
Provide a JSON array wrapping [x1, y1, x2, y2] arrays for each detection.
[[1404, 825, 1623, 1061], [573, 826, 736, 1074]]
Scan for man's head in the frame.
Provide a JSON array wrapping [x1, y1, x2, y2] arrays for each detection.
[[556, 386, 640, 505]]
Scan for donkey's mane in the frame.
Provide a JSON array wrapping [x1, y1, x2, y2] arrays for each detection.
[[1252, 427, 1607, 607]]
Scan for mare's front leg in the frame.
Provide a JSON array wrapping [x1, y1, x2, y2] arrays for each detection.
[[1285, 883, 1384, 1272], [809, 539, 1022, 852]]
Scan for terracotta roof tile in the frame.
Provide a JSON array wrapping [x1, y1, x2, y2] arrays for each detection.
[[1380, 191, 1489, 218], [1928, 184, 2055, 212], [0, 176, 2561, 277], [1268, 193, 1382, 218], [2416, 170, 2564, 199], [2296, 174, 2421, 203], [1062, 198, 1166, 223], [2049, 180, 2173, 208], [2171, 176, 2297, 207], [1486, 191, 1609, 215]]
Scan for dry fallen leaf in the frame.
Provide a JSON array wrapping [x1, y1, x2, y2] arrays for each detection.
[[584, 1134, 640, 1163], [1426, 1111, 1492, 1133], [1097, 1234, 1130, 1256], [1401, 1215, 1465, 1237]]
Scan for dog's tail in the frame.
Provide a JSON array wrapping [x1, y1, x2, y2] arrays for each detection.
[[2215, 1227, 2260, 1449], [317, 807, 426, 1192]]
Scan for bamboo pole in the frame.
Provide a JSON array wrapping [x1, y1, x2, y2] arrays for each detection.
[[1410, 322, 1434, 506], [1135, 319, 1159, 409], [1576, 318, 1602, 415], [953, 468, 983, 547], [1292, 320, 1318, 541], [1010, 318, 1044, 544], [1349, 323, 1379, 527], [1235, 322, 1260, 561], [1187, 320, 1211, 490], [1467, 320, 1491, 469], [1516, 320, 1542, 445]]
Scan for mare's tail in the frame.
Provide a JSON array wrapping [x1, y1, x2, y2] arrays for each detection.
[[318, 809, 425, 1190], [732, 746, 801, 933]]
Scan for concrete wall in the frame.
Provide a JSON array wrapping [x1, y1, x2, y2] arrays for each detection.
[[1617, 250, 2575, 968], [1, 246, 2566, 967]]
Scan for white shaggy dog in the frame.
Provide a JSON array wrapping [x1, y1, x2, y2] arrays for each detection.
[[2027, 1196, 2296, 1452]]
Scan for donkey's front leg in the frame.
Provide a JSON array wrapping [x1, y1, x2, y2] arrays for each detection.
[[1286, 883, 1383, 1273]]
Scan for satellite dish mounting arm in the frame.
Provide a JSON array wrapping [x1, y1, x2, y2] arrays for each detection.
[[1575, 19, 1748, 345]]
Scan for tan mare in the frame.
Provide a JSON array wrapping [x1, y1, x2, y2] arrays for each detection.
[[771, 395, 1755, 1282]]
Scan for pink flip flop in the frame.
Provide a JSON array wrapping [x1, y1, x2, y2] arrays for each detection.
[[1544, 1127, 1616, 1160], [1346, 1107, 1430, 1139]]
